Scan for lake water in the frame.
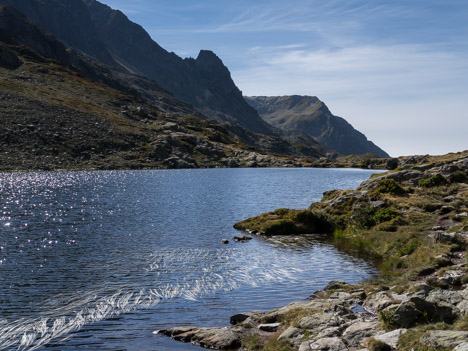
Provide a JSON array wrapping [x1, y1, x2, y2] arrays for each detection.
[[0, 168, 380, 350]]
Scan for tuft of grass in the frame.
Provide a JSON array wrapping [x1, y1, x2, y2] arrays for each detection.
[[366, 337, 392, 351], [241, 333, 293, 351], [397, 323, 452, 351], [449, 170, 468, 184], [418, 174, 447, 188], [372, 179, 407, 196]]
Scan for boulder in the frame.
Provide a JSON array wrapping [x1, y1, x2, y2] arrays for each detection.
[[342, 321, 381, 347], [374, 329, 407, 349], [380, 302, 422, 328], [420, 330, 468, 349], [233, 235, 252, 242], [324, 280, 350, 291], [258, 323, 281, 332], [454, 343, 468, 351], [363, 292, 395, 313], [277, 326, 301, 341], [157, 326, 241, 350], [221, 239, 229, 244], [230, 312, 251, 325], [386, 158, 399, 170], [299, 313, 338, 329], [299, 337, 347, 351]]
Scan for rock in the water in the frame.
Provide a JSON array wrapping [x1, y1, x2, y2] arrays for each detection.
[[233, 235, 252, 242], [374, 329, 407, 349], [157, 326, 241, 350], [258, 323, 281, 332], [221, 239, 229, 244], [230, 312, 252, 325], [420, 330, 468, 349], [324, 280, 349, 291]]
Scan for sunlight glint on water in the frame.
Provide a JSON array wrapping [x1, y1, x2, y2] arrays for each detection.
[[0, 168, 380, 350]]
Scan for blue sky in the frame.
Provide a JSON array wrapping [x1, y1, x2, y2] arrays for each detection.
[[100, 0, 468, 157]]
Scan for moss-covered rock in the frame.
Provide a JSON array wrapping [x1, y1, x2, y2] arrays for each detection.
[[234, 209, 335, 235]]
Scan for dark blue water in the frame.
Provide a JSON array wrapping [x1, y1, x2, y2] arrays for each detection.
[[0, 168, 380, 350]]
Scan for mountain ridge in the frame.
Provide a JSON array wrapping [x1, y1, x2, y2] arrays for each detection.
[[246, 95, 389, 158]]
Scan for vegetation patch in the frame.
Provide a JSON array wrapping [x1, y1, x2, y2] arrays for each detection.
[[366, 337, 392, 351], [449, 170, 468, 184], [418, 174, 447, 188], [234, 209, 335, 235], [372, 179, 407, 196]]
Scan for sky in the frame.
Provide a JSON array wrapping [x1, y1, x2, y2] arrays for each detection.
[[100, 0, 468, 157]]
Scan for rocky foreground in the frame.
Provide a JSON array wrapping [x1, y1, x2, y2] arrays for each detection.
[[158, 151, 468, 350]]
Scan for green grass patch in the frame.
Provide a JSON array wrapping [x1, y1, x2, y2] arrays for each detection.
[[372, 179, 407, 196], [234, 209, 335, 235], [418, 174, 447, 188]]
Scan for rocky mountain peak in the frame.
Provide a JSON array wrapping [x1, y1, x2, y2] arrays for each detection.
[[246, 95, 389, 157]]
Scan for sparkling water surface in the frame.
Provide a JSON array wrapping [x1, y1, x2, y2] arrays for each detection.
[[0, 168, 381, 350]]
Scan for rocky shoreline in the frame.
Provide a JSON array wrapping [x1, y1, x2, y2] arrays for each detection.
[[157, 151, 468, 350]]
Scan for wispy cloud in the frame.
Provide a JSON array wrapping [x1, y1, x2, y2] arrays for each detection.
[[233, 43, 468, 156], [235, 44, 468, 99]]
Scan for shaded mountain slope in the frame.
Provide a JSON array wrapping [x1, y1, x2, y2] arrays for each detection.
[[83, 0, 274, 135], [0, 0, 273, 135], [246, 95, 389, 158], [0, 0, 115, 65]]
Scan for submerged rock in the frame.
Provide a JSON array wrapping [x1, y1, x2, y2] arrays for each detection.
[[233, 235, 252, 242]]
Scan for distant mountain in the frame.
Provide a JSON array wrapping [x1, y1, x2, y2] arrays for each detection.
[[246, 96, 389, 158], [0, 0, 273, 135]]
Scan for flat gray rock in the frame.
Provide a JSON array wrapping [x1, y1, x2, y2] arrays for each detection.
[[374, 328, 407, 349], [299, 337, 347, 351], [157, 326, 241, 350], [420, 330, 468, 349], [277, 326, 301, 341], [342, 321, 381, 347], [258, 323, 281, 332]]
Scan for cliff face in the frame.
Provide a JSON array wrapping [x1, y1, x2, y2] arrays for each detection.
[[83, 0, 273, 135], [246, 95, 389, 157]]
